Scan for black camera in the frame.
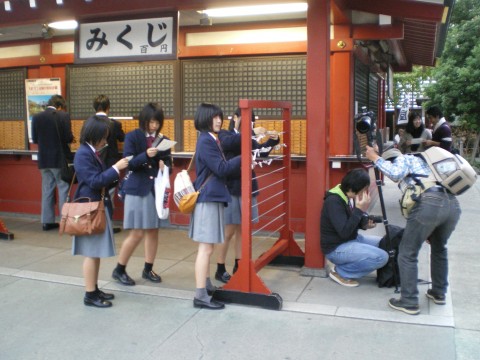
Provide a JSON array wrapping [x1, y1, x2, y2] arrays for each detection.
[[360, 213, 383, 229], [354, 107, 376, 146], [368, 215, 383, 223]]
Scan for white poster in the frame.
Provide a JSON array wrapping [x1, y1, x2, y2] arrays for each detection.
[[25, 78, 62, 143], [397, 99, 409, 126]]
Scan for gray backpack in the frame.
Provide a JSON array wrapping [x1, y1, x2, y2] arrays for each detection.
[[420, 147, 477, 195]]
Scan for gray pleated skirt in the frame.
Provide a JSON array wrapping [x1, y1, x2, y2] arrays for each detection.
[[224, 195, 259, 225], [72, 207, 115, 258], [123, 192, 161, 230], [188, 202, 225, 244]]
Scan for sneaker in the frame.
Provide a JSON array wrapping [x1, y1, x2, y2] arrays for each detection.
[[329, 267, 359, 287], [426, 289, 446, 305], [388, 298, 420, 315], [215, 271, 231, 283]]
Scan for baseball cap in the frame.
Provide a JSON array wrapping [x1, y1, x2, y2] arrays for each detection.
[[381, 147, 403, 161]]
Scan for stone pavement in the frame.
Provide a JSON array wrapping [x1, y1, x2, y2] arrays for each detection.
[[0, 178, 479, 359]]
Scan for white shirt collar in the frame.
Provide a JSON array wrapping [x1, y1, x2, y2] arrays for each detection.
[[433, 117, 446, 132]]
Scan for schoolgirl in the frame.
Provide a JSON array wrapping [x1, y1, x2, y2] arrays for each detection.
[[73, 115, 129, 308]]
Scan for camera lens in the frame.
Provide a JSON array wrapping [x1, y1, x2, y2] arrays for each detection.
[[355, 115, 372, 134]]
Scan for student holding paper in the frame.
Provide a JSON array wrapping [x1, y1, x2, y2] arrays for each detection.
[[398, 112, 431, 153], [112, 102, 173, 286]]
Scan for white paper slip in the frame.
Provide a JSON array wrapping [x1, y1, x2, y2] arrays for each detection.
[[156, 139, 177, 151], [125, 155, 133, 161], [410, 138, 423, 145]]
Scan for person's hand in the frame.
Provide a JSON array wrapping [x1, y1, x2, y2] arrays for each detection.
[[159, 159, 165, 172], [423, 139, 435, 147], [365, 145, 380, 162], [355, 191, 371, 212], [366, 219, 377, 229], [267, 130, 279, 140], [146, 148, 158, 158], [115, 158, 129, 171], [406, 140, 411, 146], [253, 127, 266, 136]]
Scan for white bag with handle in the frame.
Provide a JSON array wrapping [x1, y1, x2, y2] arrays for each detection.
[[173, 169, 196, 207], [155, 165, 171, 220]]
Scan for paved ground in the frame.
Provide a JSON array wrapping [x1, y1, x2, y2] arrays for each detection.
[[0, 178, 479, 359]]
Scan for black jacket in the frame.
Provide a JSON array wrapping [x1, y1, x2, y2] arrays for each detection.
[[320, 185, 365, 255], [31, 107, 74, 169]]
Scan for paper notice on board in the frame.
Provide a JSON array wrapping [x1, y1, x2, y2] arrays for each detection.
[[156, 139, 177, 151]]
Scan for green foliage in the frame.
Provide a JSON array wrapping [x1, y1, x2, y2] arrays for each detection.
[[393, 66, 433, 106], [424, 2, 480, 131], [450, 0, 480, 24]]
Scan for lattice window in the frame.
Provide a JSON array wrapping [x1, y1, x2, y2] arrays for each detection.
[[67, 63, 175, 119], [0, 69, 26, 120], [182, 56, 306, 118]]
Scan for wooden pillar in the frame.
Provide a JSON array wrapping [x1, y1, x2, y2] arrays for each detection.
[[304, 0, 330, 270]]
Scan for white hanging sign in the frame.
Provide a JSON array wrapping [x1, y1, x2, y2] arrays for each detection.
[[76, 14, 177, 63]]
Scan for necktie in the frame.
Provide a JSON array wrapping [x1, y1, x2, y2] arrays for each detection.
[[95, 150, 103, 163], [146, 135, 155, 148]]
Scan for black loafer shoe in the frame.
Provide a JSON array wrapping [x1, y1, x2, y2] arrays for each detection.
[[193, 298, 225, 310], [42, 223, 59, 231], [142, 269, 162, 283], [98, 289, 115, 301], [215, 271, 231, 283], [84, 296, 112, 308], [113, 227, 122, 234], [112, 269, 135, 286]]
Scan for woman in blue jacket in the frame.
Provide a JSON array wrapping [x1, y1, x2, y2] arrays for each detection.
[[112, 103, 173, 286], [73, 116, 129, 308], [189, 103, 241, 310]]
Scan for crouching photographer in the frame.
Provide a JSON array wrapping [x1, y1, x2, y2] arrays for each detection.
[[320, 168, 388, 287]]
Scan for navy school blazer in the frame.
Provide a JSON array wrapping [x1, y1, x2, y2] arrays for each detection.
[[73, 143, 120, 214], [122, 129, 173, 197], [218, 128, 280, 197], [194, 132, 241, 204]]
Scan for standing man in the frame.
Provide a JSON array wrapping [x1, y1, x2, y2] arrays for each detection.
[[93, 95, 125, 232], [365, 145, 461, 315], [32, 94, 73, 231], [424, 105, 453, 152]]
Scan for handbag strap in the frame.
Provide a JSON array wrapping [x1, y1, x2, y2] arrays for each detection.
[[198, 173, 213, 192], [186, 152, 196, 172], [65, 168, 105, 203]]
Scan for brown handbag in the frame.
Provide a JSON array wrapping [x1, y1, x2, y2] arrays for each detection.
[[59, 173, 106, 236]]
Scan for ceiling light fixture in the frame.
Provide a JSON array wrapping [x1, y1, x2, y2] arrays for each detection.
[[29, 0, 37, 8], [4, 1, 12, 11], [56, 0, 64, 4], [200, 2, 307, 18], [48, 20, 79, 30]]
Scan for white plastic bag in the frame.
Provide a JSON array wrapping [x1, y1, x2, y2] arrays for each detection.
[[155, 165, 171, 220]]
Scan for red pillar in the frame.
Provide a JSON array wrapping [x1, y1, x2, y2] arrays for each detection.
[[304, 0, 330, 269]]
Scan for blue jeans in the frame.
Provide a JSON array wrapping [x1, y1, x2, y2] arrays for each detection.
[[326, 233, 388, 279], [398, 190, 460, 306]]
